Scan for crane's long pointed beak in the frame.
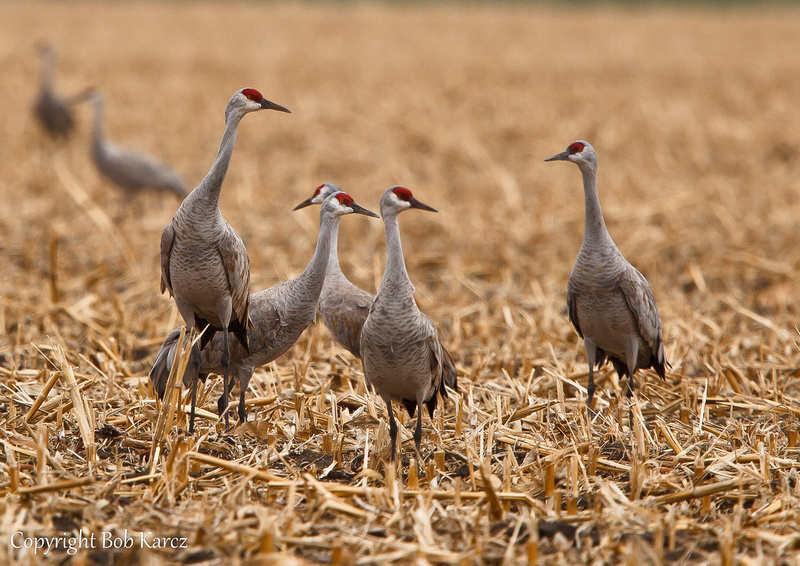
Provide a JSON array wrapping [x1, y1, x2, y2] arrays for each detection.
[[545, 151, 570, 162], [409, 198, 438, 213], [293, 198, 314, 211], [261, 99, 291, 113], [351, 203, 380, 218]]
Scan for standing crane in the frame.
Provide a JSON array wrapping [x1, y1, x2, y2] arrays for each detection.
[[33, 41, 76, 140], [294, 183, 374, 359], [160, 87, 290, 432], [360, 186, 457, 462], [545, 140, 667, 420], [80, 88, 187, 198], [151, 191, 378, 426]]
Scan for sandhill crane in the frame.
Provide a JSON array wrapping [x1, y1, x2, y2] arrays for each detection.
[[360, 186, 458, 462], [160, 87, 290, 432], [151, 191, 378, 425], [545, 141, 667, 418], [294, 183, 374, 359], [80, 88, 187, 198], [33, 41, 75, 140]]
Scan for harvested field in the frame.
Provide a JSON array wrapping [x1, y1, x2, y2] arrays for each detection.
[[2, 1, 800, 564]]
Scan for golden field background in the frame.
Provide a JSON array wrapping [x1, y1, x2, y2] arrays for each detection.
[[1, 2, 800, 564]]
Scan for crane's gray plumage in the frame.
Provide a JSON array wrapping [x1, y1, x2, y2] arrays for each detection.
[[359, 186, 457, 461], [294, 183, 374, 359], [160, 87, 290, 432], [81, 88, 187, 198], [151, 192, 378, 424], [546, 140, 667, 414], [33, 42, 75, 140]]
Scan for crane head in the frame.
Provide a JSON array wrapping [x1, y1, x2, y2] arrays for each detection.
[[545, 140, 595, 165], [381, 186, 438, 217], [75, 86, 102, 104], [293, 183, 343, 210], [229, 88, 291, 118], [321, 191, 379, 218], [35, 40, 54, 56]]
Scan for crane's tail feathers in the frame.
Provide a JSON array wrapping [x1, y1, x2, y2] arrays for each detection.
[[149, 327, 193, 398], [194, 318, 221, 354], [229, 316, 251, 354], [655, 339, 669, 379], [654, 356, 668, 380], [441, 346, 458, 393], [402, 399, 418, 418]]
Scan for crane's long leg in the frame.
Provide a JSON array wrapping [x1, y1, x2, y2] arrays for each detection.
[[413, 399, 425, 478], [219, 328, 231, 430], [188, 339, 201, 435], [238, 368, 253, 423], [238, 388, 247, 423], [236, 366, 255, 424], [584, 338, 598, 413], [414, 400, 424, 461], [176, 300, 202, 433], [384, 397, 398, 461], [624, 339, 640, 429]]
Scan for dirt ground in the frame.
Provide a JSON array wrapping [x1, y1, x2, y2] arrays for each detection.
[[1, 1, 800, 564]]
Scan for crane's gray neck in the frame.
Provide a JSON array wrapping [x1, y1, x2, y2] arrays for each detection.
[[39, 50, 55, 91], [326, 226, 345, 277], [90, 97, 105, 145], [295, 212, 338, 298], [579, 161, 614, 248], [192, 111, 245, 210], [379, 213, 414, 297]]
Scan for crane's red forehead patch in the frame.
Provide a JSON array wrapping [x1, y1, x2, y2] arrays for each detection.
[[241, 88, 263, 102], [313, 184, 325, 196], [335, 193, 354, 207], [568, 141, 585, 154], [392, 187, 413, 201]]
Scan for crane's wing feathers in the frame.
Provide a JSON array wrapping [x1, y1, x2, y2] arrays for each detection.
[[218, 229, 252, 330], [617, 266, 667, 378], [35, 92, 75, 137], [249, 291, 284, 344], [321, 287, 373, 358], [420, 313, 458, 417], [217, 227, 252, 354], [324, 309, 367, 358], [149, 327, 182, 398], [159, 223, 176, 296], [198, 297, 282, 369], [566, 276, 583, 339], [149, 327, 199, 398]]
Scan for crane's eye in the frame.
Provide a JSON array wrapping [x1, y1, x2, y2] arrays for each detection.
[[241, 88, 262, 102], [568, 142, 585, 154], [335, 193, 354, 207], [392, 187, 413, 201]]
